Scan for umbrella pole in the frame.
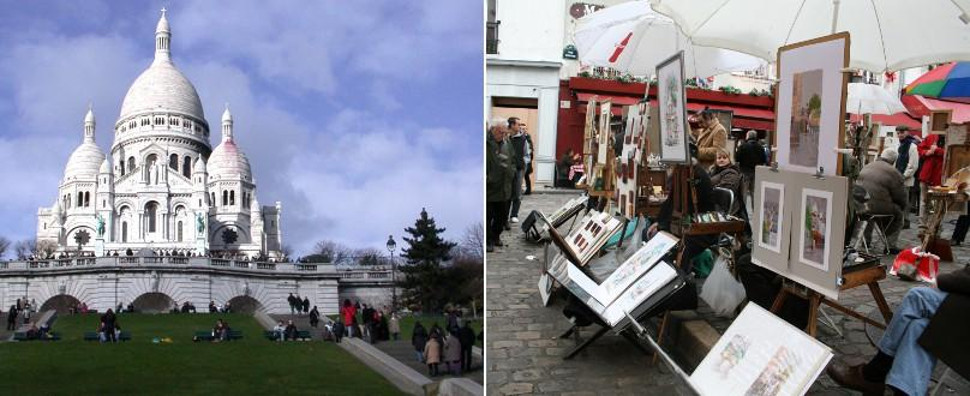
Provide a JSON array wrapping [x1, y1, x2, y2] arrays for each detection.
[[831, 0, 841, 34]]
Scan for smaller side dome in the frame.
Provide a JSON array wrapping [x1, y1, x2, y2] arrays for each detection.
[[193, 156, 207, 173], [99, 158, 110, 174]]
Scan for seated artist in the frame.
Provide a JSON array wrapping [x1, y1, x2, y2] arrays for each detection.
[[827, 265, 970, 396], [856, 148, 907, 254], [645, 142, 718, 273]]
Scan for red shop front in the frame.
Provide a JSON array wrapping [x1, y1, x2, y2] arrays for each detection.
[[555, 76, 776, 160]]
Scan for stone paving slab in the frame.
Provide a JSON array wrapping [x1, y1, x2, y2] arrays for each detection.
[[487, 191, 966, 395]]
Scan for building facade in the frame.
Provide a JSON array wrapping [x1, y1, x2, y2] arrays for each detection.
[[36, 10, 282, 259]]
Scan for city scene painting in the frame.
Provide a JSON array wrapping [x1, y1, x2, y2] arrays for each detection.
[[789, 69, 824, 168]]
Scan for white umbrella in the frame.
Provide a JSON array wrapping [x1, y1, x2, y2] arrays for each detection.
[[651, 0, 970, 72], [574, 1, 766, 79], [846, 83, 907, 115]]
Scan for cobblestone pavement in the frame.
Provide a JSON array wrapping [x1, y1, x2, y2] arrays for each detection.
[[486, 189, 965, 395]]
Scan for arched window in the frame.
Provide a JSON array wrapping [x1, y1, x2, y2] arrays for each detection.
[[84, 192, 90, 207], [146, 202, 158, 232], [230, 190, 235, 205], [146, 154, 157, 169], [128, 156, 135, 172], [119, 159, 126, 176], [177, 221, 184, 242], [210, 192, 215, 206], [169, 154, 178, 170], [122, 222, 128, 242], [77, 193, 83, 208], [222, 190, 228, 206], [183, 156, 192, 177]]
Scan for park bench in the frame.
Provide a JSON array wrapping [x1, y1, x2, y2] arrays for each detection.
[[13, 331, 60, 341], [263, 330, 312, 341], [84, 331, 132, 341], [195, 330, 243, 341]]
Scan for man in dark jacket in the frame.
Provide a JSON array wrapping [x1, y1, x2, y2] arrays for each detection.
[[856, 148, 907, 253], [459, 320, 476, 372], [412, 321, 429, 362], [735, 130, 767, 207], [828, 266, 970, 395], [486, 119, 515, 252]]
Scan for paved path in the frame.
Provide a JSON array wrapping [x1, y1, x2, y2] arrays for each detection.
[[487, 190, 966, 395], [373, 339, 484, 385]]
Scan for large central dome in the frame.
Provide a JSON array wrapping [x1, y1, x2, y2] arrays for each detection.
[[119, 61, 205, 121], [117, 9, 205, 123]]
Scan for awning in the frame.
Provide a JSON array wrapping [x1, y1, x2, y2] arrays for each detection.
[[575, 93, 775, 130], [848, 112, 922, 130], [902, 94, 970, 123]]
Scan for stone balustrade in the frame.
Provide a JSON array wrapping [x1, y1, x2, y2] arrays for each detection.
[[0, 257, 387, 277]]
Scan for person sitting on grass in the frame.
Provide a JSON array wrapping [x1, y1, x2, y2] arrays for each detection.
[[273, 320, 286, 342], [284, 320, 298, 341], [212, 319, 229, 342], [100, 309, 118, 343]]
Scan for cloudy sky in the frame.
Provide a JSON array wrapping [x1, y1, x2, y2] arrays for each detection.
[[0, 1, 483, 256]]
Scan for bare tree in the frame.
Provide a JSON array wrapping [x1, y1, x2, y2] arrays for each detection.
[[460, 222, 485, 260], [15, 239, 37, 259], [312, 240, 353, 262], [0, 237, 9, 259], [37, 240, 57, 258], [354, 247, 384, 267], [280, 244, 293, 261]]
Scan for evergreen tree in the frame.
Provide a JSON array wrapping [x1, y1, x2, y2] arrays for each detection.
[[399, 208, 457, 313]]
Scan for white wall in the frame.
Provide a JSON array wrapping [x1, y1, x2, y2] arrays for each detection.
[[491, 0, 565, 62]]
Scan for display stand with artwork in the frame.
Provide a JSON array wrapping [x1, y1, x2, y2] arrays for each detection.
[[751, 166, 893, 337], [544, 228, 686, 360], [521, 196, 589, 242], [774, 32, 850, 176], [616, 103, 647, 218], [922, 122, 970, 261], [689, 303, 834, 396]]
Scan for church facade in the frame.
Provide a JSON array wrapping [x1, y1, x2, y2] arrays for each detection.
[[35, 10, 282, 259]]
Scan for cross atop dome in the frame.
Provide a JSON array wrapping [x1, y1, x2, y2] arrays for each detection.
[[155, 7, 171, 62]]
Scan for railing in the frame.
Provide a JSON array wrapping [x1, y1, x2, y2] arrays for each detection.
[[486, 21, 500, 54], [0, 258, 390, 278]]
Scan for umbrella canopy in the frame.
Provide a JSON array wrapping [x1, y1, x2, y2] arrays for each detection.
[[650, 0, 970, 72], [905, 62, 970, 103], [574, 1, 766, 78], [846, 83, 906, 115]]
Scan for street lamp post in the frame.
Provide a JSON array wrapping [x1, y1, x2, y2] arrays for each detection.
[[386, 235, 397, 313]]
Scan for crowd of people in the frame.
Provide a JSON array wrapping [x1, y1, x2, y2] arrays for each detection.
[[486, 116, 534, 253], [6, 298, 37, 330], [411, 318, 477, 377]]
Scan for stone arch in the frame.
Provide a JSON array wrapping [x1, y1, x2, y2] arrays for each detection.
[[41, 294, 82, 315], [131, 292, 176, 313], [226, 295, 264, 314]]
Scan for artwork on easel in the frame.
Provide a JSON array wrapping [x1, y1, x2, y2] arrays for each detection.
[[616, 104, 646, 217], [751, 167, 848, 300], [656, 51, 689, 164], [798, 189, 833, 272], [757, 182, 785, 254], [774, 32, 849, 176], [584, 98, 598, 177], [690, 303, 833, 396], [597, 100, 612, 165]]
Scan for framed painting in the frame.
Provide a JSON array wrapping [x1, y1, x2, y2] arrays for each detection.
[[751, 167, 793, 277], [774, 32, 849, 176], [758, 181, 785, 254], [656, 51, 690, 164], [597, 100, 612, 165], [798, 188, 833, 272]]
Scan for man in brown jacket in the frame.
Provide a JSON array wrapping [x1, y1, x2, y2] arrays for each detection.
[[827, 266, 970, 395], [692, 110, 727, 169]]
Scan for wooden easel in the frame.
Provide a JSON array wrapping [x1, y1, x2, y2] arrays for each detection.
[[769, 262, 893, 338]]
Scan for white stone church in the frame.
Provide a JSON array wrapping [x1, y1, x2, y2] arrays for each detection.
[[36, 10, 282, 260]]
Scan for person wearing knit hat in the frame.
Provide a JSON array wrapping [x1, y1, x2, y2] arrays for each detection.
[[856, 147, 908, 253]]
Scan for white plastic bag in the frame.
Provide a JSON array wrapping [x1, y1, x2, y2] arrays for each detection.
[[700, 255, 746, 317]]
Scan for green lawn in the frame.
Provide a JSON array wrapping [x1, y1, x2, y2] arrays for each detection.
[[0, 313, 403, 395]]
